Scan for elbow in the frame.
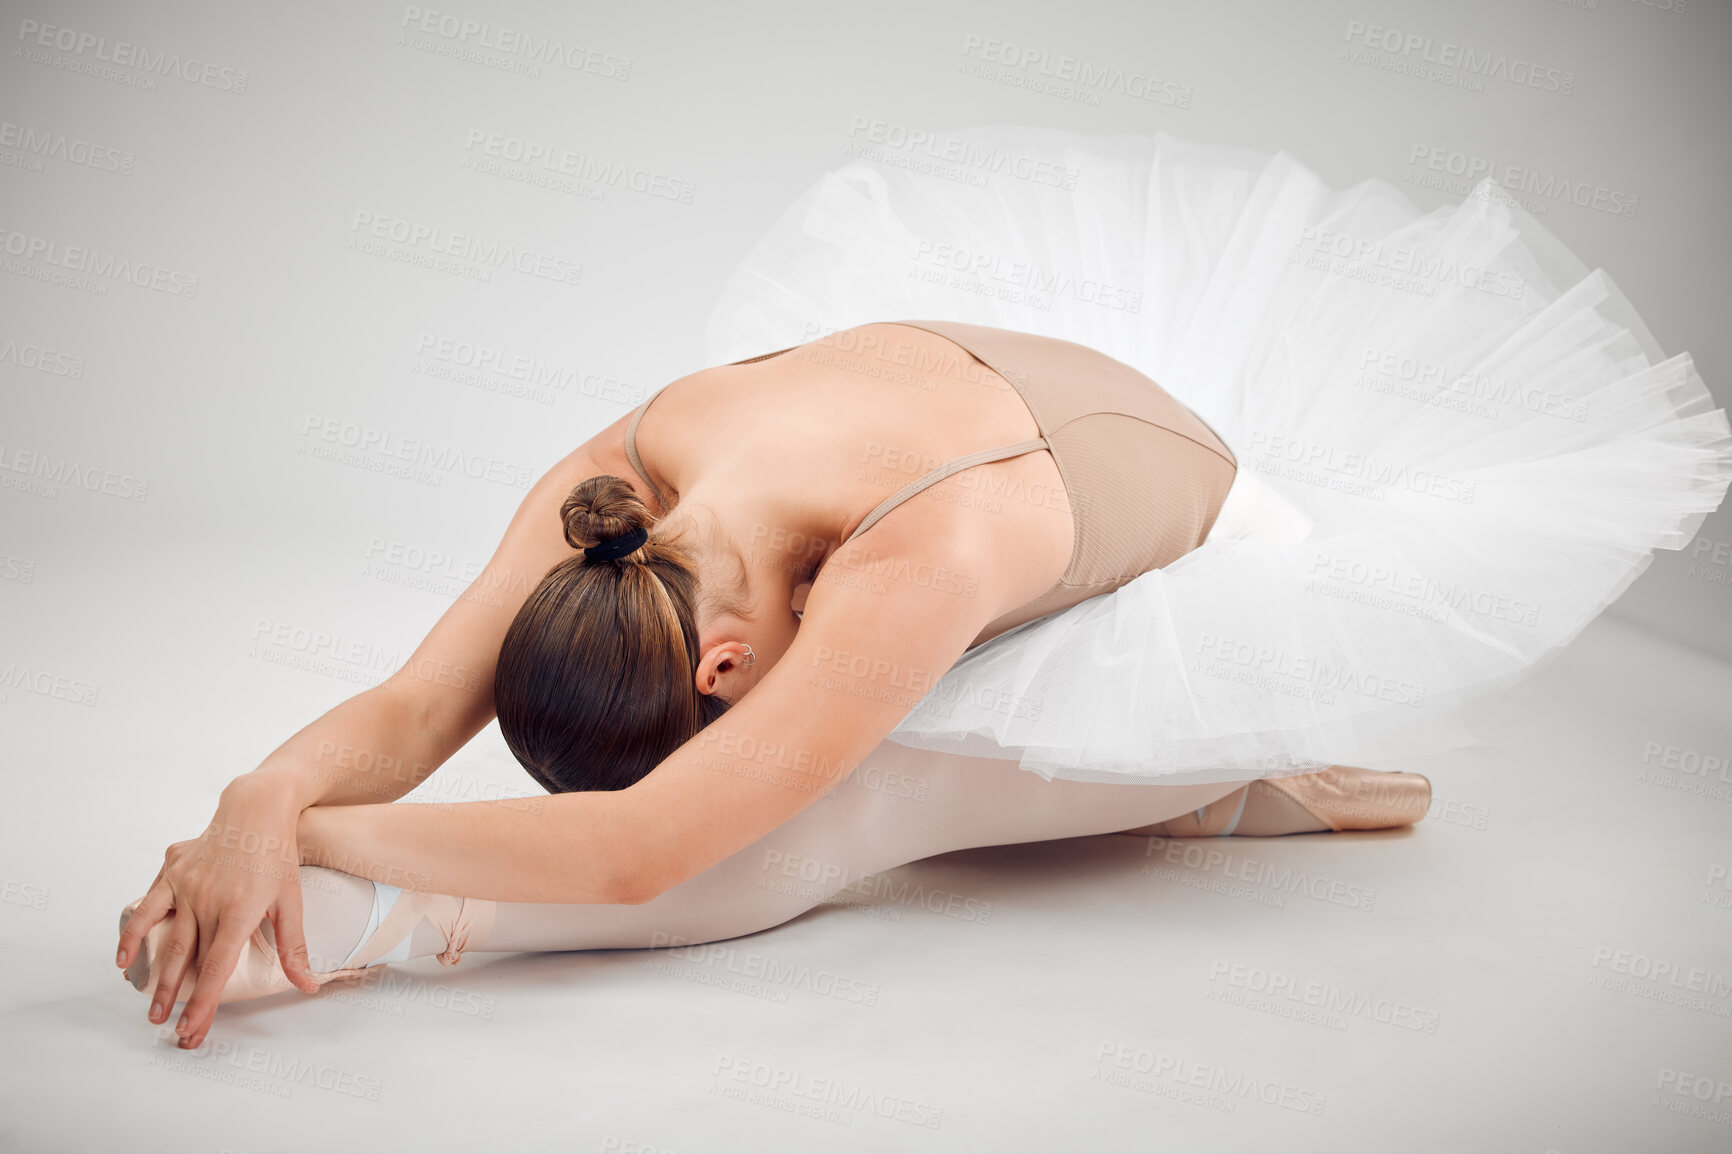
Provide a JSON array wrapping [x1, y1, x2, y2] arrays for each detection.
[[611, 858, 674, 906], [594, 792, 694, 905], [612, 870, 666, 906]]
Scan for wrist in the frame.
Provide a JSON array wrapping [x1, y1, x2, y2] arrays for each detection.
[[295, 805, 336, 868]]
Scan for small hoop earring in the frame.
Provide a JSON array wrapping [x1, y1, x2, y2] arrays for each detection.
[[740, 644, 756, 666]]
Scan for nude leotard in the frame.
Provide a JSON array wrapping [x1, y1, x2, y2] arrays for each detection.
[[624, 319, 1238, 648]]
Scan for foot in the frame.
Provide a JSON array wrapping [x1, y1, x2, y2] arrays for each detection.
[[119, 888, 498, 1009], [1113, 767, 1432, 837], [1260, 765, 1432, 832], [118, 901, 370, 1008]]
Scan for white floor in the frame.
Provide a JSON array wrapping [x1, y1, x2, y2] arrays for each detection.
[[2, 545, 1729, 1153]]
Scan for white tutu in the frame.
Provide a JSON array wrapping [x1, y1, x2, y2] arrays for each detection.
[[703, 125, 1732, 787]]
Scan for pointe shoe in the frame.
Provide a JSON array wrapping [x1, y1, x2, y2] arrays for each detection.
[[119, 890, 497, 1008], [1115, 767, 1432, 837], [1124, 785, 1257, 838], [1259, 765, 1431, 832], [120, 900, 370, 1007]]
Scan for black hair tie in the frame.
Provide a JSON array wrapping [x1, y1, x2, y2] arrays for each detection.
[[584, 525, 649, 562]]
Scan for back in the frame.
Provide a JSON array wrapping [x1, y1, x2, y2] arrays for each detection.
[[885, 320, 1239, 640], [637, 319, 1239, 647]]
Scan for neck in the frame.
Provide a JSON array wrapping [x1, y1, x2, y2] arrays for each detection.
[[664, 483, 817, 680], [656, 493, 799, 623]]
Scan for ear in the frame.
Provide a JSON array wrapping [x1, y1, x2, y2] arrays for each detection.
[[694, 641, 753, 699]]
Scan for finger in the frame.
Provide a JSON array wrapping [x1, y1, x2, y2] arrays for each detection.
[[115, 870, 170, 969], [269, 883, 320, 995], [175, 907, 253, 1047], [148, 911, 198, 1027]]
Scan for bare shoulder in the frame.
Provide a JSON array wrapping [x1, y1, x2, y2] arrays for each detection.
[[814, 476, 1036, 647]]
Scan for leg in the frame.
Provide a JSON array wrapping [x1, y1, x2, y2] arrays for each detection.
[[127, 742, 1248, 1006], [133, 747, 1424, 1004], [408, 754, 1421, 955], [309, 742, 1255, 966], [1113, 779, 1332, 837], [427, 742, 1250, 955]]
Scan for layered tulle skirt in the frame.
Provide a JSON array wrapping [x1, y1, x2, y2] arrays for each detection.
[[703, 125, 1732, 787]]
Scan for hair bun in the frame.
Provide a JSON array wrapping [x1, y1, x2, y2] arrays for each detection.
[[562, 476, 654, 553]]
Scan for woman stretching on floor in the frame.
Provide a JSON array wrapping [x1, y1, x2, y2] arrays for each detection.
[[115, 320, 1431, 1050]]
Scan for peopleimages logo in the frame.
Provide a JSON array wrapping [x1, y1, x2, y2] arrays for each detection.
[[0, 662, 100, 707], [957, 35, 1194, 108], [15, 18, 250, 92], [0, 225, 199, 297], [0, 119, 135, 175], [648, 932, 881, 1005], [0, 441, 149, 501], [461, 129, 693, 203], [348, 211, 582, 287], [0, 334, 86, 378], [298, 414, 536, 489], [148, 1034, 383, 1100], [1192, 630, 1426, 710], [710, 1055, 944, 1129], [1590, 946, 1732, 999], [909, 239, 1143, 312], [1246, 430, 1479, 505], [1093, 1043, 1327, 1115], [398, 7, 632, 79], [1207, 959, 1441, 1034], [412, 332, 646, 407], [1341, 20, 1575, 94], [1143, 836, 1379, 912], [844, 116, 1082, 189], [1302, 547, 1542, 628], [1292, 225, 1527, 302], [1406, 144, 1639, 219]]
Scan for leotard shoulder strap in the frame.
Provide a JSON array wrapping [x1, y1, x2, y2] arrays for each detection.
[[622, 399, 670, 513], [842, 436, 1050, 545], [626, 336, 1049, 544]]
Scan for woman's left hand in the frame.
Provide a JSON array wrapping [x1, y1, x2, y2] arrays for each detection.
[[117, 779, 319, 1048]]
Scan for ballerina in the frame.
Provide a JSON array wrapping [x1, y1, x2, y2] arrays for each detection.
[[116, 125, 1732, 1052], [114, 319, 1430, 1050]]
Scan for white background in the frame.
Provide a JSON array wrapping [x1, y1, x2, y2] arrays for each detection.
[[3, 2, 1729, 1151]]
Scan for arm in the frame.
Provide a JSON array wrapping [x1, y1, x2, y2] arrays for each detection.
[[236, 414, 644, 811], [221, 682, 474, 811], [123, 406, 651, 1047], [295, 503, 1011, 904]]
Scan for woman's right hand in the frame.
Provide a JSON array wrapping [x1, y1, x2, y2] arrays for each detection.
[[116, 776, 321, 1048]]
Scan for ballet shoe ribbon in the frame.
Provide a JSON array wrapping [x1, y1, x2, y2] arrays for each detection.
[[431, 896, 497, 966]]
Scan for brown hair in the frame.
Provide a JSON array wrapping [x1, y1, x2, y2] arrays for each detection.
[[494, 475, 736, 794]]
